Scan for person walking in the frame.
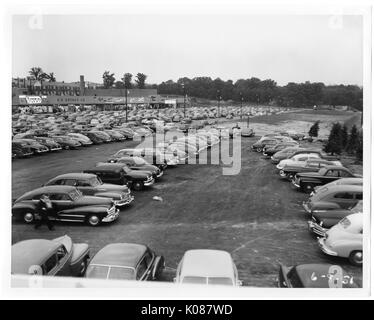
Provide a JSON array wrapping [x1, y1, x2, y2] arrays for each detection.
[[34, 194, 55, 231]]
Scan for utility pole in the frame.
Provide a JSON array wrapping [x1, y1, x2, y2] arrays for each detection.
[[217, 89, 221, 118], [125, 85, 128, 123], [182, 83, 186, 118], [240, 92, 243, 121]]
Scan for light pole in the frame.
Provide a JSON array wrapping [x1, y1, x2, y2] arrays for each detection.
[[240, 92, 243, 121], [125, 85, 128, 123], [217, 89, 221, 118], [182, 83, 186, 118]]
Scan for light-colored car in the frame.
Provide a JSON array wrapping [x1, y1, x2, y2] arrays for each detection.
[[313, 178, 363, 195], [276, 153, 321, 170], [174, 249, 242, 286], [318, 213, 363, 266]]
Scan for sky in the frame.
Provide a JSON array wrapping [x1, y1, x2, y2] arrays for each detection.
[[12, 14, 363, 86]]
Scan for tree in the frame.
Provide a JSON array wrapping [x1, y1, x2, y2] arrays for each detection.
[[45, 72, 56, 82], [341, 125, 348, 149], [324, 122, 343, 155], [308, 121, 320, 138], [135, 73, 147, 89], [346, 125, 359, 155], [114, 81, 125, 89], [122, 73, 133, 88], [356, 131, 363, 161], [102, 71, 115, 88], [29, 67, 47, 81]]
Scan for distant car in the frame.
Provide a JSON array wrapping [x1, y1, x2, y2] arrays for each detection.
[[308, 200, 363, 236], [292, 166, 362, 193], [251, 138, 282, 153], [84, 162, 154, 191], [174, 249, 242, 286], [278, 263, 358, 288], [12, 185, 119, 226], [270, 147, 303, 164], [110, 156, 163, 179], [33, 137, 62, 152], [50, 135, 82, 150], [104, 130, 126, 141], [13, 138, 49, 154], [67, 133, 93, 146], [279, 158, 343, 180], [318, 213, 363, 266], [12, 235, 90, 277], [44, 173, 134, 207], [85, 243, 165, 281], [240, 128, 255, 137], [82, 131, 105, 144], [276, 153, 322, 170], [90, 130, 112, 142], [12, 141, 33, 158], [263, 142, 299, 157]]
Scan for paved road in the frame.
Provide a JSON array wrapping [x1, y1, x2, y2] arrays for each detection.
[[12, 132, 362, 287]]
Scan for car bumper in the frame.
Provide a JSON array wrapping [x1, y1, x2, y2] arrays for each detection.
[[114, 195, 134, 207], [318, 238, 338, 256], [308, 221, 327, 237], [102, 209, 120, 223], [302, 201, 312, 213], [36, 149, 49, 153], [291, 179, 301, 188], [271, 157, 280, 164], [50, 147, 62, 151], [144, 178, 155, 187], [156, 171, 164, 178]]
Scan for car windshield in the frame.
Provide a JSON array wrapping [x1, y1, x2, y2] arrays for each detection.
[[319, 168, 328, 175], [89, 177, 101, 187], [85, 265, 136, 280], [69, 189, 82, 200]]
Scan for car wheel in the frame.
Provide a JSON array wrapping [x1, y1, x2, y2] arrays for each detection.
[[133, 181, 144, 191], [303, 183, 314, 193], [23, 212, 35, 224], [256, 147, 263, 153], [279, 170, 287, 178], [287, 173, 294, 180], [349, 251, 363, 266], [87, 214, 101, 226]]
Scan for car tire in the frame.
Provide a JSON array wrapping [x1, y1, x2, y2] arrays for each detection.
[[79, 258, 89, 276], [133, 181, 144, 191], [23, 212, 35, 224], [349, 251, 363, 266], [256, 147, 263, 153], [87, 214, 101, 226], [303, 183, 314, 193], [279, 170, 287, 178]]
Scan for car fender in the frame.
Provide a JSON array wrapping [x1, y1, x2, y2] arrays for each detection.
[[330, 239, 363, 258], [94, 192, 122, 200], [311, 201, 341, 211], [12, 202, 37, 214], [60, 205, 109, 215], [70, 243, 90, 275]]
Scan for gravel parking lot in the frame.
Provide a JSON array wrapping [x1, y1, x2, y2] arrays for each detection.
[[11, 111, 363, 287]]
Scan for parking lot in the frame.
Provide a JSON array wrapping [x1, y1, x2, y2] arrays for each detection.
[[11, 111, 363, 287]]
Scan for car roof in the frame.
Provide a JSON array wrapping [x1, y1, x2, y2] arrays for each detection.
[[322, 184, 363, 193], [180, 250, 234, 278], [12, 239, 60, 274], [294, 264, 356, 288], [322, 165, 349, 171], [17, 185, 77, 201], [48, 173, 97, 181], [85, 163, 126, 172], [90, 243, 147, 268], [336, 177, 363, 184]]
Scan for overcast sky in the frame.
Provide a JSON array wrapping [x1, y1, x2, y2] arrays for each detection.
[[12, 14, 363, 86]]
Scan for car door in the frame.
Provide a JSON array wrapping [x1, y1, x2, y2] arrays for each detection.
[[332, 192, 355, 209], [49, 193, 74, 219]]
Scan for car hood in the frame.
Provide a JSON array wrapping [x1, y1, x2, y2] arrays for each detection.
[[75, 196, 113, 207], [127, 170, 151, 178]]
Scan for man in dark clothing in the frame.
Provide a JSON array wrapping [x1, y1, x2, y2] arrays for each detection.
[[34, 194, 55, 231]]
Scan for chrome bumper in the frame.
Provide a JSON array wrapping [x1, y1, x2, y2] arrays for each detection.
[[318, 238, 338, 256], [114, 195, 134, 207], [102, 209, 120, 223], [156, 171, 164, 178], [308, 221, 327, 237], [291, 179, 301, 188], [144, 178, 155, 187], [302, 201, 312, 213]]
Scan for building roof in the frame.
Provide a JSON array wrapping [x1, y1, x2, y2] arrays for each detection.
[[12, 239, 61, 274], [180, 250, 235, 278], [89, 243, 147, 268]]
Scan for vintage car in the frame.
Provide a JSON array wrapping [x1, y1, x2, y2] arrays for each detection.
[[308, 200, 363, 236], [104, 130, 126, 141], [313, 178, 363, 195], [12, 185, 119, 226], [85, 243, 165, 281], [270, 147, 303, 164], [240, 128, 255, 137], [109, 156, 163, 179], [262, 141, 299, 157], [291, 166, 361, 193], [12, 141, 33, 158], [84, 162, 154, 191], [174, 249, 242, 286], [13, 138, 49, 154], [44, 173, 134, 207], [33, 137, 62, 152], [318, 213, 363, 266], [113, 127, 140, 140], [12, 235, 90, 277], [279, 158, 343, 180], [277, 153, 322, 170], [67, 133, 93, 146], [278, 263, 358, 288], [50, 135, 82, 150], [82, 131, 105, 144], [251, 137, 284, 153]]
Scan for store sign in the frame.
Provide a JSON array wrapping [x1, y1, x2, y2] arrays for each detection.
[[19, 95, 48, 104]]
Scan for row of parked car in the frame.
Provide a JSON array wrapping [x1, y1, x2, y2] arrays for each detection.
[[250, 132, 363, 287]]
